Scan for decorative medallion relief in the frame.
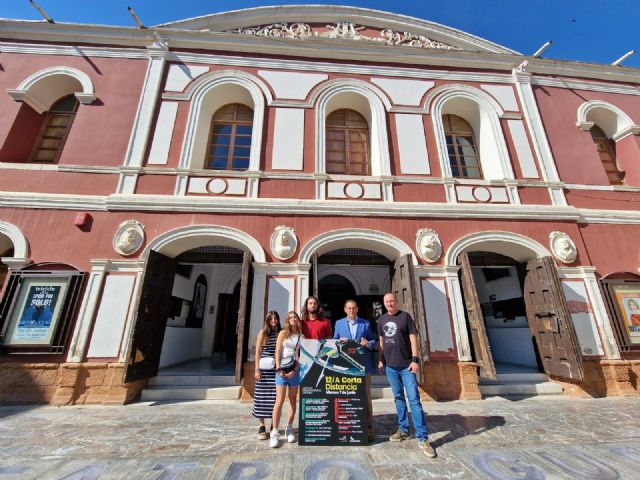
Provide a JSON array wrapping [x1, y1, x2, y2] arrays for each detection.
[[270, 226, 298, 261], [416, 228, 442, 263], [549, 231, 577, 264], [113, 220, 145, 257], [233, 22, 460, 50], [187, 177, 247, 196], [326, 181, 382, 200], [455, 185, 509, 204]]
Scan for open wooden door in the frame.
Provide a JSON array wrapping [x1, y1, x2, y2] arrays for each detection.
[[459, 252, 497, 379], [234, 251, 253, 383], [391, 254, 429, 363], [523, 256, 584, 380], [125, 250, 177, 383]]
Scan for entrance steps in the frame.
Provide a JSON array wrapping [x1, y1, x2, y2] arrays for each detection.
[[371, 374, 392, 399], [479, 372, 563, 397], [140, 374, 242, 402]]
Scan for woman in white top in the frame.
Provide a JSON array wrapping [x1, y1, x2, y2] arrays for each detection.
[[270, 311, 303, 448]]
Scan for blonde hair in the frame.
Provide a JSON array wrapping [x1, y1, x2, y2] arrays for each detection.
[[282, 310, 301, 339]]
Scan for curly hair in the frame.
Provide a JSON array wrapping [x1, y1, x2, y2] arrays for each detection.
[[300, 295, 325, 321]]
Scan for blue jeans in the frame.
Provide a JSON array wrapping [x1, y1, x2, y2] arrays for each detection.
[[385, 366, 428, 441]]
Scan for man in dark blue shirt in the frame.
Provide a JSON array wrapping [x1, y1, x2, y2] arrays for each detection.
[[377, 293, 436, 458]]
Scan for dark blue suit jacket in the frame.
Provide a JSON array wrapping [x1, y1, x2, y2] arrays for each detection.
[[333, 316, 377, 373]]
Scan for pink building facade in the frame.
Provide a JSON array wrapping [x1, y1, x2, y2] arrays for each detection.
[[0, 6, 639, 404]]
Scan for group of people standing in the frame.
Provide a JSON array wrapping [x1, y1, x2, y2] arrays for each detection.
[[251, 293, 436, 458]]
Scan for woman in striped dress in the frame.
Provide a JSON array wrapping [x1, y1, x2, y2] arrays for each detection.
[[253, 310, 281, 440]]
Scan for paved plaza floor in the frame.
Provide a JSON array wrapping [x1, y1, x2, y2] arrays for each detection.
[[0, 395, 639, 479]]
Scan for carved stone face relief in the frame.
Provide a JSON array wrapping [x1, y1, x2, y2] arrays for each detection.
[[416, 228, 442, 263], [549, 231, 577, 264], [270, 226, 297, 261], [113, 220, 145, 257]]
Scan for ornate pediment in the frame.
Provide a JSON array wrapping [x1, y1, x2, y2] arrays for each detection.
[[231, 21, 461, 51], [156, 6, 518, 55]]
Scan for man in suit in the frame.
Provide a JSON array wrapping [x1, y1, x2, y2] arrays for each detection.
[[333, 299, 377, 441]]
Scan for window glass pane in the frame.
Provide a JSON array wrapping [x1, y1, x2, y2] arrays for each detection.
[[232, 157, 249, 170], [40, 138, 62, 149], [33, 149, 57, 161], [450, 165, 459, 177], [234, 146, 251, 158], [234, 135, 252, 147], [210, 146, 229, 158], [464, 167, 481, 178], [51, 96, 79, 113], [212, 124, 232, 135], [235, 125, 253, 135], [209, 157, 228, 169], [211, 134, 231, 146]]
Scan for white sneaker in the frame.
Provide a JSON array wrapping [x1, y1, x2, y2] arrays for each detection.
[[285, 425, 295, 443], [269, 429, 280, 448]]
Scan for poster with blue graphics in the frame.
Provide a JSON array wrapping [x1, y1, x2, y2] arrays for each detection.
[[298, 339, 368, 446], [15, 285, 61, 341]]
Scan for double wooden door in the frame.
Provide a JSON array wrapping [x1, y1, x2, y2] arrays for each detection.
[[459, 253, 583, 381]]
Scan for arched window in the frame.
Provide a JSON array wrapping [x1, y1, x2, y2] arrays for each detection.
[[326, 109, 370, 175], [205, 103, 253, 170], [590, 125, 624, 185], [30, 95, 78, 163], [443, 114, 482, 179]]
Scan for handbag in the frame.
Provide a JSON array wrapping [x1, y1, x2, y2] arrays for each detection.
[[278, 335, 301, 373], [258, 356, 275, 370]]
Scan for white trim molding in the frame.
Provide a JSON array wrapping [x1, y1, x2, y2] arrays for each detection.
[[0, 221, 29, 258], [313, 79, 392, 179], [142, 224, 266, 262], [177, 70, 270, 172], [576, 100, 640, 141], [7, 66, 96, 113], [445, 230, 551, 266], [299, 228, 415, 264]]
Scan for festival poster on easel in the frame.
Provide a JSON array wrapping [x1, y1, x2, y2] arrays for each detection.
[[298, 339, 368, 446]]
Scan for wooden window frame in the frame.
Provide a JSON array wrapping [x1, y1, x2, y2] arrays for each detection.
[[326, 109, 371, 176], [443, 114, 483, 180], [0, 268, 85, 355], [29, 95, 79, 164], [591, 126, 624, 185], [601, 279, 640, 354], [205, 104, 253, 171]]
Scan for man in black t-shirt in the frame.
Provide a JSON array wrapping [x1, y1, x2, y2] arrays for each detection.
[[377, 293, 436, 458]]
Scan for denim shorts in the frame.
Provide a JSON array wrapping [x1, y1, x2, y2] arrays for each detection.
[[275, 371, 300, 387]]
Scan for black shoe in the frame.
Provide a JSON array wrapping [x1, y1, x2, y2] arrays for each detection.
[[258, 425, 267, 440]]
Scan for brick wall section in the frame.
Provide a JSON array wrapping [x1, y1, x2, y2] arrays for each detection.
[[0, 363, 147, 405], [550, 360, 640, 397]]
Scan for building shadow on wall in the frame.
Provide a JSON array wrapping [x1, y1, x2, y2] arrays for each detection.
[[372, 413, 505, 447]]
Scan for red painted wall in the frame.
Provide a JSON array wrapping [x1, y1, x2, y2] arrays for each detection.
[[0, 52, 148, 167]]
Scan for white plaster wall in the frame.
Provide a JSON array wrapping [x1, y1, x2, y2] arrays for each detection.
[[159, 327, 203, 367], [86, 275, 135, 358], [420, 278, 454, 354], [371, 78, 434, 106], [267, 277, 295, 317], [165, 64, 209, 92], [395, 114, 430, 174], [272, 108, 304, 170], [561, 280, 605, 356], [486, 327, 538, 367], [258, 71, 327, 100], [480, 85, 519, 111], [148, 102, 178, 165], [508, 119, 539, 178]]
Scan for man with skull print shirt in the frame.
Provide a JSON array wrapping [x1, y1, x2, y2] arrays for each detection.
[[377, 293, 436, 458]]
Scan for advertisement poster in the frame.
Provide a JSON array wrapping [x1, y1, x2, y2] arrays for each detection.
[[298, 339, 368, 446], [3, 277, 68, 346], [613, 284, 640, 343]]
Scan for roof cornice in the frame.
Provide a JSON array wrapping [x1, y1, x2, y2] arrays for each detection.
[[1, 18, 639, 85]]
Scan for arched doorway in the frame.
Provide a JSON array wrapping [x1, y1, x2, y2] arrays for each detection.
[[450, 232, 585, 383], [125, 226, 262, 385]]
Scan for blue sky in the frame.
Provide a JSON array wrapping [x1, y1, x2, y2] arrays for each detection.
[[2, 1, 639, 68]]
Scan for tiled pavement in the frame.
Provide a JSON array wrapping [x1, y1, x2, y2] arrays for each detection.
[[0, 396, 639, 479]]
